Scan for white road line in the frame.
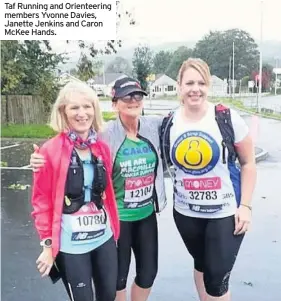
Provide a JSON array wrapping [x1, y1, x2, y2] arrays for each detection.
[[21, 164, 31, 169], [0, 143, 20, 150], [1, 167, 32, 170]]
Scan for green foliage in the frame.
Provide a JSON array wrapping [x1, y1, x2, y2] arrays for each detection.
[[166, 46, 193, 80], [152, 51, 173, 75], [77, 53, 102, 82], [106, 56, 132, 75], [1, 40, 66, 108], [132, 46, 153, 91], [193, 29, 259, 80], [241, 76, 250, 87]]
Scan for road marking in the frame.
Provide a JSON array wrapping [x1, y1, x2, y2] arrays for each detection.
[[1, 167, 32, 170], [21, 164, 31, 169], [0, 143, 20, 150]]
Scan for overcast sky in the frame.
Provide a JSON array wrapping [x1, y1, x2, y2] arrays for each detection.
[[51, 0, 281, 55]]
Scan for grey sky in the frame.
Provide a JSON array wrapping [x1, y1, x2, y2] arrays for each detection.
[[51, 0, 281, 57]]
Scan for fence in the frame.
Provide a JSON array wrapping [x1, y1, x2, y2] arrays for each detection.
[[1, 95, 47, 124]]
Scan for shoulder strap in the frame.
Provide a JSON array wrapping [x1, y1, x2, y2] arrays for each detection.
[[215, 104, 237, 163], [160, 111, 174, 168]]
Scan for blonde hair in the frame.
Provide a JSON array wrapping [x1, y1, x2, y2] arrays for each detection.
[[49, 81, 103, 133], [177, 58, 211, 87]]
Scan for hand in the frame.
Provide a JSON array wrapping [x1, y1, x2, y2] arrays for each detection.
[[36, 248, 54, 277], [30, 144, 45, 172], [234, 205, 252, 235]]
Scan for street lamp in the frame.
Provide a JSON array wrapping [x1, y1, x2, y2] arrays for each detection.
[[257, 0, 264, 113], [274, 57, 279, 96]]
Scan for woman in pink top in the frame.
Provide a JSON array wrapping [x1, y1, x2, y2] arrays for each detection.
[[30, 81, 120, 301]]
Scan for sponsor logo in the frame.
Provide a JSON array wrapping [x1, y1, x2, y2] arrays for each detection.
[[125, 174, 154, 189], [184, 177, 221, 190], [171, 131, 220, 175]]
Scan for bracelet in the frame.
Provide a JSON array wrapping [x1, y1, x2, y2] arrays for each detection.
[[240, 204, 252, 211]]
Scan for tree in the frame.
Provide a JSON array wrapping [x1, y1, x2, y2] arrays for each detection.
[[132, 46, 153, 91], [72, 2, 135, 59], [1, 41, 66, 103], [1, 41, 24, 94], [77, 54, 102, 81], [193, 29, 259, 80], [166, 46, 193, 80], [152, 50, 172, 74], [106, 56, 132, 75]]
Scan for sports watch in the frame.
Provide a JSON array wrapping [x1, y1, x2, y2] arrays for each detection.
[[40, 238, 52, 248]]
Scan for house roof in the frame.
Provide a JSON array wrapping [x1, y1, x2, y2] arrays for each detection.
[[151, 74, 177, 86], [211, 75, 225, 84], [93, 73, 127, 85]]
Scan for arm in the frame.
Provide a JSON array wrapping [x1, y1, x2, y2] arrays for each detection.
[[231, 109, 257, 208], [231, 110, 257, 235], [30, 146, 53, 240], [236, 134, 257, 208]]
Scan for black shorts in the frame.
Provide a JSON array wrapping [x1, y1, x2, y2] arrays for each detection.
[[55, 236, 117, 301], [116, 212, 158, 290], [173, 209, 244, 297]]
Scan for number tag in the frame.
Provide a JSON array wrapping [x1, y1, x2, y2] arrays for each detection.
[[124, 174, 154, 208], [70, 203, 106, 239]]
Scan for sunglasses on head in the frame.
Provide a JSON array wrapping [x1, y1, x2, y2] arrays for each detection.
[[120, 93, 144, 102]]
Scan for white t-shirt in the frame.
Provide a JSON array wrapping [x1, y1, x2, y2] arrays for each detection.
[[170, 102, 249, 218]]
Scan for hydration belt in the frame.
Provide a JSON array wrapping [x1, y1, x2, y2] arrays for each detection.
[[63, 149, 107, 215]]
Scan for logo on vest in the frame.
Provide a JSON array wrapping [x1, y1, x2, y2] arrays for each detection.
[[171, 131, 220, 175]]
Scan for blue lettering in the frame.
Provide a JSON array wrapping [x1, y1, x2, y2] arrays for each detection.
[[122, 145, 152, 156]]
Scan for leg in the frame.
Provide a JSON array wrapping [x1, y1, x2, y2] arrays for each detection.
[[131, 213, 158, 301], [204, 215, 244, 301], [173, 209, 207, 301], [91, 236, 118, 301], [55, 251, 94, 301], [116, 220, 133, 301]]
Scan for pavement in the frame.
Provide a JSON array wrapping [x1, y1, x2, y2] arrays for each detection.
[[241, 95, 281, 113], [1, 112, 281, 301]]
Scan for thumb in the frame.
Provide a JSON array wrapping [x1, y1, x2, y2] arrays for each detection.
[[234, 211, 239, 234], [33, 144, 39, 153]]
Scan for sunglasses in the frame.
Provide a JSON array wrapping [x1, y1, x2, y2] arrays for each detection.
[[119, 93, 144, 103]]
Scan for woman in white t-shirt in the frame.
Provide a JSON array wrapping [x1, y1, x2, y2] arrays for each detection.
[[160, 58, 257, 301]]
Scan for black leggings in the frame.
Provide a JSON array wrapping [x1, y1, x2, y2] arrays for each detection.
[[116, 212, 158, 291], [173, 209, 244, 297], [55, 236, 117, 301]]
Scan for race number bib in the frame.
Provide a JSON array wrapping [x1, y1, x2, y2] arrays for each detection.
[[70, 203, 106, 242], [175, 176, 230, 213], [124, 174, 154, 208]]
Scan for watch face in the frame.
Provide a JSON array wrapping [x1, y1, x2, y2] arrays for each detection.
[[45, 239, 52, 246]]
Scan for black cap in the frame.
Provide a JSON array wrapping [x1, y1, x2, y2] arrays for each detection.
[[112, 77, 147, 100]]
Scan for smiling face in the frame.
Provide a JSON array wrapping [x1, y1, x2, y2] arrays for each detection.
[[63, 94, 95, 138], [113, 93, 144, 118], [179, 67, 209, 109]]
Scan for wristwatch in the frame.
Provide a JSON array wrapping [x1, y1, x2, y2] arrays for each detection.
[[40, 238, 52, 248]]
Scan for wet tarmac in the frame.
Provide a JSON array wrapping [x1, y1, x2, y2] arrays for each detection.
[[1, 115, 281, 301]]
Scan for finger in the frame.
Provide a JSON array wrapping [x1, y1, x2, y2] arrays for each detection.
[[39, 265, 47, 275], [37, 262, 44, 270], [33, 144, 39, 152], [237, 222, 249, 235], [234, 220, 244, 235], [234, 214, 240, 234], [42, 265, 52, 277]]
